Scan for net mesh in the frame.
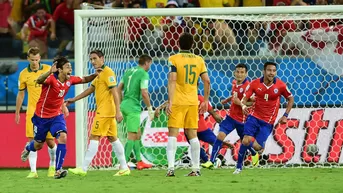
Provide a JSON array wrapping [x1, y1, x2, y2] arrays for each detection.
[[78, 6, 343, 169]]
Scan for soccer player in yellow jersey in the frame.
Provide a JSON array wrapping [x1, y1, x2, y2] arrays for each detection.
[[67, 50, 130, 176], [15, 47, 58, 178], [166, 33, 211, 177]]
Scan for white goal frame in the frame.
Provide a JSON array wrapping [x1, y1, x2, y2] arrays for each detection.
[[74, 5, 343, 168]]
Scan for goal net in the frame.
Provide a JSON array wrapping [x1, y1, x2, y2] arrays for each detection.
[[74, 5, 343, 169]]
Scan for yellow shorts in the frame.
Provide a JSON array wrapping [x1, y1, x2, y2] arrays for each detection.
[[168, 105, 198, 129], [91, 116, 117, 137], [26, 114, 53, 139]]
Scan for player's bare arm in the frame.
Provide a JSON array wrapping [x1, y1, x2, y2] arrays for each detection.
[[36, 63, 57, 84], [15, 90, 25, 124], [141, 88, 154, 120], [110, 87, 123, 123], [62, 100, 69, 118], [208, 109, 223, 123], [65, 86, 95, 106], [117, 82, 124, 103], [81, 68, 103, 83], [199, 72, 211, 114], [221, 96, 232, 104], [278, 96, 294, 124], [167, 71, 177, 115], [240, 96, 250, 115]]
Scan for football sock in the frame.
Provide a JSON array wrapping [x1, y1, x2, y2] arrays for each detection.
[[112, 139, 128, 170], [82, 140, 99, 172], [236, 144, 248, 170], [210, 139, 223, 163], [124, 140, 134, 162], [48, 145, 57, 167], [28, 151, 37, 172], [200, 147, 208, 162], [167, 136, 177, 170], [247, 142, 257, 156], [26, 140, 36, 152], [55, 144, 66, 171], [189, 138, 200, 171], [133, 140, 142, 162]]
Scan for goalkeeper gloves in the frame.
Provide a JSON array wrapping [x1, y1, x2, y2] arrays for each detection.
[[148, 106, 154, 121]]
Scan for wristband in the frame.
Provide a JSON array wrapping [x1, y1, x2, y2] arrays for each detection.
[[283, 113, 289, 117]]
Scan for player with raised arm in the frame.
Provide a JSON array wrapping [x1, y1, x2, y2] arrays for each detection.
[[233, 62, 294, 174], [166, 32, 211, 177], [15, 47, 59, 178], [202, 63, 259, 169], [117, 54, 154, 170], [20, 56, 99, 179], [67, 50, 130, 176], [155, 94, 228, 165]]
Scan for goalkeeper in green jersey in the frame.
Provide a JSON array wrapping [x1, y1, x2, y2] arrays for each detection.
[[118, 54, 155, 170]]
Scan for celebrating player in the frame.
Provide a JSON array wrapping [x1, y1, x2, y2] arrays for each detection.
[[117, 54, 154, 170], [233, 62, 294, 174], [155, 94, 231, 164], [67, 50, 130, 176], [166, 32, 211, 177], [15, 47, 58, 178], [202, 63, 259, 169], [20, 56, 99, 179]]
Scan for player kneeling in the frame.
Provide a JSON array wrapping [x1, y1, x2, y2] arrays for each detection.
[[21, 57, 100, 179]]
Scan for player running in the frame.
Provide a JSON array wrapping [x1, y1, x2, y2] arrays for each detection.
[[202, 63, 258, 169], [16, 47, 59, 178], [67, 50, 130, 177], [20, 56, 100, 179], [166, 32, 211, 177], [117, 54, 154, 170], [234, 62, 294, 174]]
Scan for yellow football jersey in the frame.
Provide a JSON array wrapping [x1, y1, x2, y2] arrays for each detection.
[[91, 65, 117, 117], [146, 0, 167, 8], [243, 0, 263, 6], [18, 64, 51, 115], [168, 50, 207, 106], [199, 0, 235, 7]]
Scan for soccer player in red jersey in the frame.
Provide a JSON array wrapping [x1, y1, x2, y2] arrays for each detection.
[[202, 63, 258, 169], [233, 62, 294, 174], [20, 57, 101, 179]]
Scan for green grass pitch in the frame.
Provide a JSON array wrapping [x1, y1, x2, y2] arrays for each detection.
[[1, 168, 342, 193]]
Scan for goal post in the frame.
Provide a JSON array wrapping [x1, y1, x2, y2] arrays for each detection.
[[74, 5, 343, 169]]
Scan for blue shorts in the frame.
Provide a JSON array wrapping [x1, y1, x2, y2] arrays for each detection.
[[32, 114, 67, 143], [243, 115, 273, 148], [185, 128, 216, 145], [219, 115, 244, 139]]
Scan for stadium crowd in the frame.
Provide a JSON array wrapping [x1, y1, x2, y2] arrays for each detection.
[[0, 0, 342, 59]]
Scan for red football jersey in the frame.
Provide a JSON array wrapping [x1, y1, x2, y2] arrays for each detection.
[[228, 78, 250, 123], [198, 95, 213, 132], [35, 74, 82, 118], [244, 77, 292, 124]]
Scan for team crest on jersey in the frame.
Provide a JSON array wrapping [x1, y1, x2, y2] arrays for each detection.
[[109, 76, 115, 83], [239, 88, 244, 93], [274, 88, 278, 93], [66, 81, 71, 87]]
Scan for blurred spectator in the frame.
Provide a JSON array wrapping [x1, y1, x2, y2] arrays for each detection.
[[23, 0, 53, 21], [8, 0, 23, 33], [265, 0, 291, 6], [53, 0, 75, 57], [21, 4, 56, 58], [198, 0, 234, 7], [146, 0, 167, 8], [333, 0, 343, 4], [234, 0, 263, 6], [0, 0, 14, 37]]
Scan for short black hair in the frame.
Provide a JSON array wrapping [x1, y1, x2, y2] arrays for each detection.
[[54, 56, 70, 70], [138, 54, 152, 65], [90, 50, 104, 58], [264, 61, 277, 70], [235, 63, 248, 72], [35, 4, 46, 12], [179, 33, 194, 50]]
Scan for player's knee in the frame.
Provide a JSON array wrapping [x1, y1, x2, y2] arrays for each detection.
[[242, 137, 250, 146], [56, 132, 67, 144], [184, 129, 197, 139], [127, 132, 137, 140], [107, 136, 117, 142], [217, 132, 226, 141], [253, 141, 263, 151], [46, 139, 55, 149], [168, 128, 179, 137], [34, 142, 44, 150]]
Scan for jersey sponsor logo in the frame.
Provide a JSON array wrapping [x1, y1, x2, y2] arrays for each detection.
[[274, 88, 279, 94], [109, 76, 115, 83]]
